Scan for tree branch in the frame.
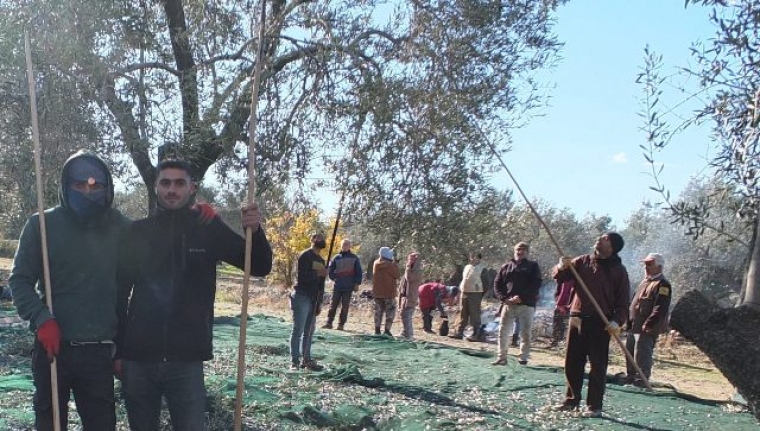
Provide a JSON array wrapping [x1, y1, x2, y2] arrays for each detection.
[[117, 62, 181, 77], [99, 74, 155, 193], [162, 0, 199, 138]]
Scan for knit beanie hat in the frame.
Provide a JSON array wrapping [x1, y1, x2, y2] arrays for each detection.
[[379, 247, 394, 260], [606, 232, 625, 254]]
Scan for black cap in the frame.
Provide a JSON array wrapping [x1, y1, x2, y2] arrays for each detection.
[[606, 232, 624, 254]]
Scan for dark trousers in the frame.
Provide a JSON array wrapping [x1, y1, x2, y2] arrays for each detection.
[[32, 342, 116, 431], [564, 316, 611, 411], [122, 360, 206, 431], [552, 309, 568, 344], [455, 292, 483, 334], [326, 290, 353, 325], [625, 332, 658, 381], [421, 307, 446, 332]]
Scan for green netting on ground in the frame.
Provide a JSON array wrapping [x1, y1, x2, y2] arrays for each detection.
[[1, 314, 756, 430], [209, 315, 756, 430]]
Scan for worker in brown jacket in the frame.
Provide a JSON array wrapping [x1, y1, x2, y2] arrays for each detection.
[[625, 253, 671, 385], [551, 232, 630, 418], [372, 247, 400, 335]]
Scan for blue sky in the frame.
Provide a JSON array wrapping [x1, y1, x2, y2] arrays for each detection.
[[504, 1, 717, 228], [289, 1, 719, 227]]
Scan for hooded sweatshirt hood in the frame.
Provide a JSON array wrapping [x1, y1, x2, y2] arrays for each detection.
[[59, 151, 115, 216]]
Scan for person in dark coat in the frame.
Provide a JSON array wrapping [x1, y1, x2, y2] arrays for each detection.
[[492, 242, 542, 366], [323, 239, 363, 330], [116, 159, 272, 430], [551, 232, 630, 418]]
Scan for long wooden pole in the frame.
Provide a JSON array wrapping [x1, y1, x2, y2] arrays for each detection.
[[24, 30, 63, 431], [480, 129, 652, 392], [316, 190, 346, 312], [325, 191, 346, 281], [233, 1, 268, 429]]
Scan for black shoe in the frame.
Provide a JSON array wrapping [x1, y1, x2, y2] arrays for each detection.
[[301, 359, 324, 371], [322, 323, 333, 329], [423, 328, 434, 334], [466, 332, 485, 342], [449, 333, 464, 340], [374, 327, 381, 335], [384, 329, 392, 336], [518, 360, 528, 365], [337, 324, 345, 331]]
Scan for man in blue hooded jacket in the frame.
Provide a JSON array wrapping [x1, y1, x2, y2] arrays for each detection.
[[322, 239, 363, 330]]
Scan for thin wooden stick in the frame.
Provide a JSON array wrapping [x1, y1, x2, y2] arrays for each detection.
[[24, 30, 62, 431], [234, 1, 267, 429], [480, 127, 653, 392]]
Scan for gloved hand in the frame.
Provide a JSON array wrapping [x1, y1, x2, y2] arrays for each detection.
[[606, 321, 621, 337], [37, 319, 61, 361], [192, 202, 218, 225], [557, 256, 572, 270]]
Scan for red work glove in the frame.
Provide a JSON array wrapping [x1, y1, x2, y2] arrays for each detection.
[[113, 359, 123, 380], [192, 202, 218, 225], [37, 319, 61, 361]]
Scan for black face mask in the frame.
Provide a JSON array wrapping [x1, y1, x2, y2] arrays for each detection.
[[314, 240, 327, 249]]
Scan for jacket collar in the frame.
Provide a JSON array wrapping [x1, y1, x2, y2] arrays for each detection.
[[646, 273, 664, 281], [155, 205, 194, 220]]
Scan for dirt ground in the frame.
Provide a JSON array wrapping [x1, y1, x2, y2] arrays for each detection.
[[0, 257, 734, 402]]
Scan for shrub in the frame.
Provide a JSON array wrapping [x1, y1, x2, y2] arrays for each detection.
[[0, 240, 18, 259]]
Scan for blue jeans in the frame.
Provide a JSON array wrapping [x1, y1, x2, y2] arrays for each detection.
[[122, 360, 206, 431], [32, 342, 116, 431], [290, 292, 316, 364]]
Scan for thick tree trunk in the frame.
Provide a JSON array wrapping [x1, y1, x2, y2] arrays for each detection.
[[670, 290, 760, 421], [741, 216, 760, 310]]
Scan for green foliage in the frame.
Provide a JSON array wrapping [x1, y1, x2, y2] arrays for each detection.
[[637, 0, 760, 305], [622, 180, 750, 305], [350, 189, 612, 285], [0, 0, 566, 223]]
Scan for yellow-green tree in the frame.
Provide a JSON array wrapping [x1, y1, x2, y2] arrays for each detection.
[[267, 210, 356, 287], [267, 209, 326, 287]]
